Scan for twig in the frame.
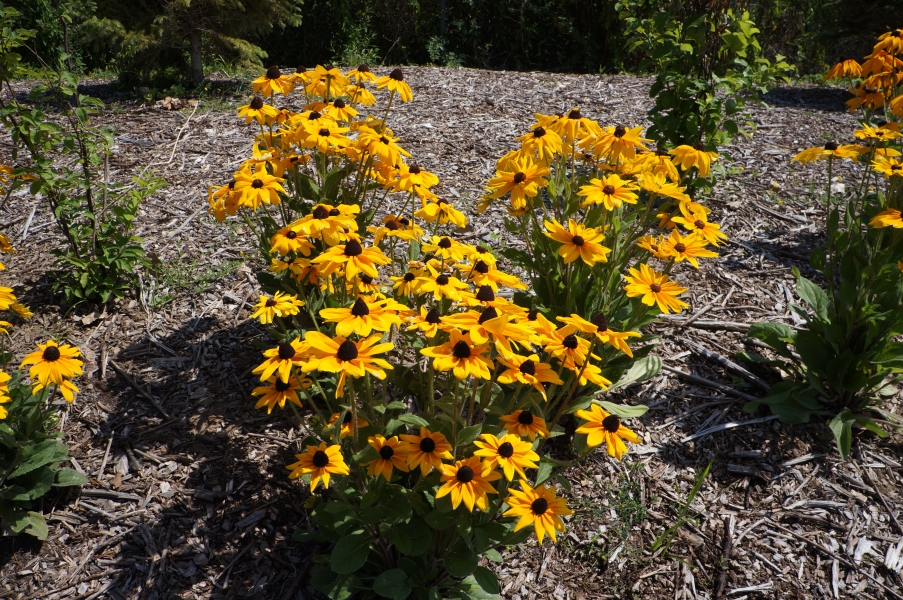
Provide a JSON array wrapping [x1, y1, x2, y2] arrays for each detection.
[[680, 415, 779, 443], [220, 541, 257, 588], [861, 468, 903, 535], [97, 432, 114, 479], [80, 488, 142, 502], [18, 203, 36, 241], [662, 364, 760, 402], [166, 102, 198, 164], [109, 360, 172, 419], [714, 516, 734, 599], [750, 198, 807, 224], [165, 204, 207, 239], [685, 340, 770, 391], [681, 294, 722, 329], [659, 316, 751, 332]]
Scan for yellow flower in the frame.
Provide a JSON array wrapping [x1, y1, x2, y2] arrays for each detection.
[[301, 120, 349, 153], [10, 303, 32, 319], [0, 286, 16, 311], [593, 125, 651, 161], [462, 259, 526, 292], [400, 427, 454, 475], [346, 84, 376, 106], [556, 314, 640, 357], [406, 305, 443, 338], [669, 145, 718, 177], [251, 66, 296, 97], [393, 163, 440, 192], [792, 142, 862, 163], [498, 409, 550, 441], [375, 68, 413, 102], [671, 208, 728, 246], [473, 433, 539, 481], [869, 209, 903, 228], [440, 307, 535, 357], [484, 154, 549, 212], [303, 332, 393, 398], [543, 218, 611, 266], [415, 199, 468, 228], [251, 375, 311, 413], [312, 239, 391, 280], [496, 353, 562, 400], [549, 108, 600, 144], [253, 337, 309, 382], [825, 59, 862, 80], [363, 435, 410, 481], [319, 297, 401, 337], [575, 404, 642, 459], [517, 127, 562, 161], [577, 174, 639, 210], [416, 270, 470, 302], [286, 443, 349, 489], [435, 457, 501, 512], [348, 64, 377, 84], [325, 411, 371, 439], [269, 227, 314, 256], [325, 98, 358, 121], [0, 370, 10, 419], [503, 481, 572, 544], [637, 234, 672, 260], [250, 292, 305, 325], [20, 340, 83, 389], [238, 97, 279, 125], [658, 230, 718, 269], [624, 264, 689, 314], [637, 172, 691, 202], [421, 236, 472, 263], [873, 156, 903, 178], [234, 168, 286, 209], [304, 65, 349, 97], [421, 329, 493, 380], [854, 125, 902, 142], [542, 325, 595, 369], [290, 204, 359, 245], [357, 128, 412, 165]]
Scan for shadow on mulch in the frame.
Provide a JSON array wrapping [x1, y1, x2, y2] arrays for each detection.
[[762, 86, 849, 113]]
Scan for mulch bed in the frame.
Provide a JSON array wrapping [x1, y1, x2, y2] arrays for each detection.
[[0, 66, 901, 600]]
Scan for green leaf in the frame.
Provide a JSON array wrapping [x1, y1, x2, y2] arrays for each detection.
[[609, 355, 661, 391], [393, 520, 431, 556], [398, 413, 430, 429], [829, 409, 856, 459], [445, 546, 478, 577], [330, 531, 371, 574], [310, 569, 361, 600], [373, 569, 412, 600], [793, 269, 830, 321], [598, 401, 649, 419], [425, 510, 456, 530], [7, 510, 49, 540], [53, 468, 89, 488], [9, 440, 68, 479], [534, 459, 554, 486], [456, 424, 482, 447], [472, 566, 500, 595]]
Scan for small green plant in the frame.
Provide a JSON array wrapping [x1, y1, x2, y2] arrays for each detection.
[[145, 248, 242, 307], [0, 8, 165, 306], [650, 457, 712, 558]]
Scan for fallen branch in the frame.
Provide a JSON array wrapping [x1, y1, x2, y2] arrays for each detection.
[[662, 364, 760, 403], [109, 360, 172, 419], [685, 339, 770, 391], [659, 315, 751, 332], [680, 415, 779, 443]]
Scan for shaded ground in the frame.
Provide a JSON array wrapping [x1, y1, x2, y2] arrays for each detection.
[[0, 66, 901, 600]]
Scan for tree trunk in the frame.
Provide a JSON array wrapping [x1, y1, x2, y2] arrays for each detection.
[[189, 29, 203, 85]]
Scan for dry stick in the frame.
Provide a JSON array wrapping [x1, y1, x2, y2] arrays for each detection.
[[680, 415, 778, 443], [861, 468, 903, 535], [680, 294, 722, 329], [659, 315, 752, 332], [97, 432, 114, 479], [685, 339, 770, 391], [18, 203, 37, 241], [165, 204, 208, 239], [166, 101, 199, 164], [109, 360, 172, 419], [713, 516, 734, 600], [661, 364, 760, 402]]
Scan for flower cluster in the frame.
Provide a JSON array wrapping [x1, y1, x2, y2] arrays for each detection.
[[825, 29, 903, 117]]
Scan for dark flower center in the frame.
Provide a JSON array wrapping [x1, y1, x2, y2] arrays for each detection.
[[361, 274, 374, 284], [694, 143, 705, 151], [252, 179, 265, 189], [389, 68, 404, 81], [358, 64, 370, 73], [497, 442, 515, 458], [313, 206, 329, 219], [602, 414, 621, 432], [531, 498, 549, 515], [399, 217, 410, 226], [436, 274, 450, 285], [379, 136, 390, 145], [455, 465, 475, 483], [403, 272, 416, 282], [337, 340, 359, 361], [296, 66, 306, 73], [614, 125, 626, 138], [275, 378, 291, 392], [333, 98, 346, 109], [266, 65, 281, 79], [824, 141, 839, 151], [379, 445, 394, 460], [513, 172, 527, 184], [309, 111, 322, 120], [351, 297, 370, 317], [892, 165, 902, 171], [568, 109, 582, 120], [650, 283, 662, 293], [438, 237, 452, 249], [318, 128, 330, 137], [562, 334, 579, 349], [42, 346, 61, 362], [519, 359, 536, 376], [344, 240, 364, 256], [591, 313, 608, 331], [409, 165, 422, 174], [602, 185, 615, 195], [474, 260, 490, 274], [285, 230, 298, 239], [426, 308, 441, 324], [419, 437, 436, 453], [329, 208, 340, 216], [517, 410, 534, 425], [527, 309, 539, 321], [534, 127, 546, 137], [476, 285, 495, 301], [228, 179, 236, 189], [694, 220, 706, 229], [265, 298, 278, 307], [674, 243, 686, 253], [312, 450, 330, 468], [343, 412, 353, 423], [385, 220, 400, 230], [250, 97, 264, 110], [452, 341, 472, 359], [478, 307, 499, 324], [571, 235, 585, 247], [278, 342, 296, 360]]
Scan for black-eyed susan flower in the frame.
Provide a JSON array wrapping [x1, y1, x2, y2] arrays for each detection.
[[671, 209, 728, 246], [485, 154, 549, 212], [301, 120, 349, 153], [825, 59, 862, 80], [238, 97, 279, 125], [869, 209, 903, 228], [873, 156, 903, 178], [575, 404, 642, 459], [394, 163, 439, 192], [793, 142, 863, 163], [473, 433, 539, 481], [421, 329, 494, 380], [557, 314, 641, 357], [250, 292, 305, 325], [312, 239, 391, 280], [659, 230, 718, 269], [637, 172, 691, 203], [593, 125, 651, 161], [253, 337, 309, 382], [517, 126, 563, 161], [363, 434, 409, 481], [496, 353, 562, 400], [252, 374, 311, 413], [552, 108, 601, 144], [326, 410, 371, 439], [234, 168, 286, 210], [435, 456, 501, 511], [441, 307, 535, 357], [406, 306, 444, 338], [392, 270, 421, 296], [541, 325, 595, 369], [464, 260, 527, 292], [0, 287, 15, 311], [400, 427, 454, 475], [415, 199, 468, 228], [269, 227, 315, 256], [287, 442, 349, 489], [20, 340, 84, 391], [578, 174, 639, 210], [499, 409, 550, 441], [357, 127, 412, 165], [10, 303, 31, 319], [290, 204, 359, 243], [422, 236, 473, 263], [324, 98, 358, 121], [375, 68, 413, 102], [304, 65, 349, 97], [669, 145, 719, 177], [252, 66, 296, 97], [416, 270, 470, 302], [503, 481, 572, 544], [303, 332, 393, 398], [0, 371, 10, 419], [348, 64, 377, 84], [543, 219, 611, 266], [319, 297, 401, 336], [624, 264, 688, 314], [346, 84, 376, 106], [636, 234, 670, 259]]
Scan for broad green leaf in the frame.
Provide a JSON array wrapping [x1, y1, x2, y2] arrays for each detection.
[[473, 566, 501, 595], [373, 569, 411, 600], [330, 531, 371, 575], [609, 355, 661, 391], [456, 424, 482, 447], [9, 440, 68, 479], [52, 467, 87, 488], [398, 413, 430, 429], [445, 546, 478, 577], [829, 409, 856, 459], [598, 401, 649, 419]]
